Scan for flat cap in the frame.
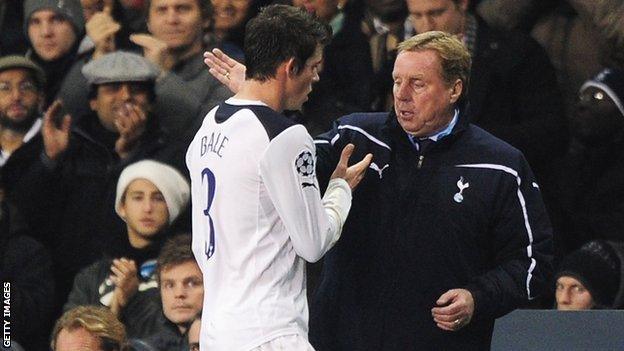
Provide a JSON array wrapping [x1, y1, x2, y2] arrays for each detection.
[[0, 55, 46, 88], [81, 51, 160, 85]]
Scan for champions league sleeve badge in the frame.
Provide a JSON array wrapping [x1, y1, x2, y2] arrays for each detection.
[[295, 151, 317, 189], [454, 176, 470, 203]]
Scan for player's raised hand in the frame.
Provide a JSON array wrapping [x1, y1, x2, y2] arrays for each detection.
[[330, 143, 373, 190], [203, 48, 245, 93]]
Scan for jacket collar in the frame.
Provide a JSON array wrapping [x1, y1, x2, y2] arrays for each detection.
[[384, 103, 470, 148]]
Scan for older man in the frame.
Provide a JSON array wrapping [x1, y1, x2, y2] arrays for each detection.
[[403, 0, 566, 186], [309, 30, 553, 351], [205, 30, 553, 350]]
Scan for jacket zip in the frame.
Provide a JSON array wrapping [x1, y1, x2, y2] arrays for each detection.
[[417, 155, 424, 169]]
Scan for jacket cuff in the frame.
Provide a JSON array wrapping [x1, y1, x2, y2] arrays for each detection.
[[465, 284, 486, 323]]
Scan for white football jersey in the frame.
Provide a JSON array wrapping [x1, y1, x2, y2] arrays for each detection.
[[186, 98, 352, 351]]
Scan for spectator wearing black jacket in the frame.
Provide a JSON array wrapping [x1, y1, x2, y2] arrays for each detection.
[[9, 51, 184, 315], [547, 68, 624, 258], [64, 160, 190, 338], [0, 196, 55, 350], [143, 235, 203, 351]]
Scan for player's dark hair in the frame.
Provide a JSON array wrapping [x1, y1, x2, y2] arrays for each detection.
[[244, 4, 331, 81]]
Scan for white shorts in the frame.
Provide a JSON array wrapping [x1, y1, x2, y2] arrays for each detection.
[[250, 334, 315, 351]]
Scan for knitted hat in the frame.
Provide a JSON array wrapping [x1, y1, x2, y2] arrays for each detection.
[[0, 55, 46, 88], [556, 240, 622, 309], [82, 51, 160, 85], [24, 0, 85, 36], [581, 68, 624, 118], [115, 160, 190, 224]]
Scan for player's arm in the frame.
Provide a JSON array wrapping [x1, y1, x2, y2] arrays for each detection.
[[259, 126, 370, 262]]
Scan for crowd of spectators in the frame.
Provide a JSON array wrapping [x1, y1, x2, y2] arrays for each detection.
[[0, 0, 623, 349]]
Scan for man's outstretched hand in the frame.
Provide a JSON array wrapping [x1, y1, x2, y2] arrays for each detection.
[[330, 144, 373, 190]]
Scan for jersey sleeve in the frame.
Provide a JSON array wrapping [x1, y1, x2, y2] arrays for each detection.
[[259, 125, 352, 262]]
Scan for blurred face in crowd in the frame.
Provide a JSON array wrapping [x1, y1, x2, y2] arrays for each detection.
[[211, 0, 251, 34], [148, 0, 206, 54], [54, 327, 104, 351], [293, 0, 344, 23], [556, 276, 595, 310], [392, 49, 461, 137], [406, 0, 467, 35], [160, 260, 204, 331], [571, 86, 624, 145], [119, 179, 169, 245], [284, 45, 323, 111], [81, 0, 114, 21], [366, 0, 407, 22], [28, 10, 77, 61], [0, 69, 43, 132], [89, 81, 152, 133]]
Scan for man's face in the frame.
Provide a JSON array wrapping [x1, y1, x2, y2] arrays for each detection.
[[556, 276, 595, 310], [119, 179, 169, 241], [294, 0, 341, 23], [284, 45, 323, 111], [406, 0, 467, 35], [89, 82, 151, 133], [211, 0, 251, 33], [55, 327, 103, 351], [28, 10, 77, 61], [571, 86, 624, 145], [0, 69, 42, 132], [148, 0, 205, 53], [392, 49, 460, 137], [160, 260, 204, 326]]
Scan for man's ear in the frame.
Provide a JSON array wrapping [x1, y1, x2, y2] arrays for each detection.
[[449, 79, 463, 104], [284, 57, 299, 78], [118, 202, 127, 221], [89, 98, 97, 112]]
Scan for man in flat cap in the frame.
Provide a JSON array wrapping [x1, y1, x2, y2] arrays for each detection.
[[0, 54, 57, 351], [0, 55, 45, 171], [24, 0, 84, 107], [0, 55, 50, 212], [10, 51, 185, 317]]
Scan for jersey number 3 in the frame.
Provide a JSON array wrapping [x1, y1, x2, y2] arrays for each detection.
[[202, 168, 216, 259]]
